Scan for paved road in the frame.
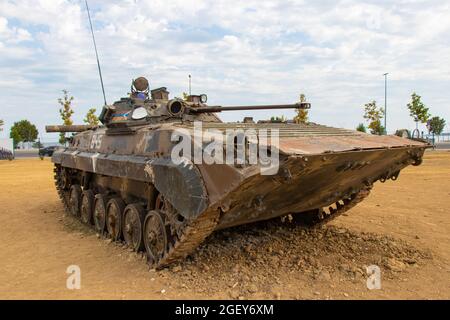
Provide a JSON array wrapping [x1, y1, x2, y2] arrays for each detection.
[[13, 150, 39, 158], [435, 142, 450, 150]]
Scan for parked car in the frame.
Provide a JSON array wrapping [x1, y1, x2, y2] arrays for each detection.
[[0, 148, 14, 160], [39, 146, 58, 157]]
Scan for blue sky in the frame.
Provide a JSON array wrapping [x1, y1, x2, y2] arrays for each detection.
[[1, 0, 449, 141]]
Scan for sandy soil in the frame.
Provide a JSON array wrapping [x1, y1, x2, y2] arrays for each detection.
[[0, 151, 449, 300]]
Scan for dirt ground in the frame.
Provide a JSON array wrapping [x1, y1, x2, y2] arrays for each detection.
[[0, 151, 449, 300]]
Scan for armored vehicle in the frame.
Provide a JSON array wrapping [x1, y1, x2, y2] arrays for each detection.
[[47, 77, 429, 268]]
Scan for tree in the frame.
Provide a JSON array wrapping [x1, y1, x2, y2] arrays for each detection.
[[0, 119, 4, 132], [428, 116, 446, 142], [356, 123, 367, 133], [363, 100, 385, 135], [58, 90, 75, 145], [407, 92, 430, 129], [293, 93, 309, 124], [10, 120, 39, 148], [270, 115, 286, 123], [84, 108, 99, 126]]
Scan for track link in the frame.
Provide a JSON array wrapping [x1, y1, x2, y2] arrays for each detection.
[[54, 165, 70, 214], [156, 208, 219, 268]]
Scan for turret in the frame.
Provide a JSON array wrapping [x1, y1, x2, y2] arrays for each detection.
[[46, 77, 311, 133]]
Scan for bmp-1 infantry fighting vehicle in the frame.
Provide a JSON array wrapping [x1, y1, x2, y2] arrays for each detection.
[[47, 77, 429, 268]]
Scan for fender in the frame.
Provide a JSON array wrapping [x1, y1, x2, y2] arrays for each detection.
[[52, 149, 208, 220]]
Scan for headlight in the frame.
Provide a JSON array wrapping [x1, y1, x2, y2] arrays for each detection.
[[167, 99, 185, 116], [200, 94, 208, 103]]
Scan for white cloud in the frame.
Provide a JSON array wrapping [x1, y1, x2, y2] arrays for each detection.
[[0, 16, 32, 43], [0, 0, 449, 141]]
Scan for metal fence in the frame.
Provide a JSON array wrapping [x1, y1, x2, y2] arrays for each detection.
[[423, 132, 450, 143]]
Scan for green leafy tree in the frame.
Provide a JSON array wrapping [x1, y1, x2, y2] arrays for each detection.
[[10, 120, 39, 148], [293, 93, 309, 124], [356, 123, 367, 133], [407, 92, 430, 129], [84, 108, 99, 126], [363, 100, 385, 135], [428, 116, 446, 142], [0, 119, 4, 132], [270, 115, 286, 123], [58, 90, 75, 145]]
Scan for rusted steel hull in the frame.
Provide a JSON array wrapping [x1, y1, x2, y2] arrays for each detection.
[[52, 123, 427, 226], [213, 146, 424, 229], [51, 122, 428, 267]]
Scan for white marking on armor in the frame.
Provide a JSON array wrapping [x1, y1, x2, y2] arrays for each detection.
[[91, 153, 100, 172], [144, 160, 154, 180], [90, 134, 103, 150]]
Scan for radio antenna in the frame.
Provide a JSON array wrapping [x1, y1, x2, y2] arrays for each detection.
[[85, 0, 107, 106]]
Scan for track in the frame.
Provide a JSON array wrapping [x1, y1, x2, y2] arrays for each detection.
[[293, 186, 372, 227], [157, 208, 219, 267], [54, 165, 70, 213]]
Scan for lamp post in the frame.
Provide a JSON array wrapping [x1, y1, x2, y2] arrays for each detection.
[[189, 74, 192, 96], [383, 73, 388, 134]]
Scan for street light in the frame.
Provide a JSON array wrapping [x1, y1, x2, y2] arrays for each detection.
[[383, 73, 388, 134], [189, 74, 192, 96]]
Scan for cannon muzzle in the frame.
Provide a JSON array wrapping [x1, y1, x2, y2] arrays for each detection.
[[46, 125, 97, 133], [190, 102, 311, 113]]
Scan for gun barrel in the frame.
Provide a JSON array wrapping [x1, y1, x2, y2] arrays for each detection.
[[46, 125, 96, 133], [191, 102, 311, 113]]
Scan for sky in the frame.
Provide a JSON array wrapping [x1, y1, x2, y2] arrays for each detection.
[[0, 0, 449, 142]]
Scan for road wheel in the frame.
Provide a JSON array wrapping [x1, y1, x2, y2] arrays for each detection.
[[80, 190, 95, 225], [93, 194, 108, 233], [69, 185, 82, 217], [123, 204, 146, 251], [106, 197, 125, 241], [143, 210, 167, 266]]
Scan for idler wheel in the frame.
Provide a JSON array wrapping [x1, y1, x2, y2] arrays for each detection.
[[106, 198, 126, 241], [143, 210, 167, 266], [69, 185, 82, 217], [93, 194, 108, 233], [80, 190, 95, 225], [123, 204, 146, 251]]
